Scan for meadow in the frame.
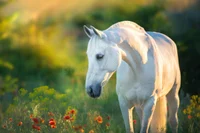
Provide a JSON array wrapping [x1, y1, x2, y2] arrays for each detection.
[[0, 0, 200, 132]]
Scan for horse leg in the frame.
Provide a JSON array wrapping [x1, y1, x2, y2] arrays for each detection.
[[140, 95, 157, 133], [166, 83, 180, 133], [118, 95, 134, 133], [135, 107, 142, 124]]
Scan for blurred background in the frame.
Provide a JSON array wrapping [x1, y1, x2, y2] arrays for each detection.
[[0, 0, 200, 132]]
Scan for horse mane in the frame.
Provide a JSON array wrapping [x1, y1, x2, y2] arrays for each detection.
[[108, 21, 146, 33]]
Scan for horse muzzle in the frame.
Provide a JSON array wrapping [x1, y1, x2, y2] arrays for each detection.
[[86, 83, 102, 98]]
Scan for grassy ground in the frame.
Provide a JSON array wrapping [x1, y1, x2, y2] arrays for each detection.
[[0, 78, 199, 133]]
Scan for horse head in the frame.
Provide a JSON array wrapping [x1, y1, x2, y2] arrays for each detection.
[[83, 25, 122, 98]]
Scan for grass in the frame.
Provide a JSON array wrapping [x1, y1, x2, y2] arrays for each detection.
[[0, 79, 199, 133]]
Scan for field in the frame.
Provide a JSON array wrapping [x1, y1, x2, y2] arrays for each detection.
[[0, 0, 200, 132]]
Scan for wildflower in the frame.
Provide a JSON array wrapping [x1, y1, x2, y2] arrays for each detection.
[[89, 130, 94, 133], [70, 118, 74, 122], [106, 123, 110, 129], [32, 125, 36, 129], [106, 123, 110, 127], [73, 126, 79, 131], [80, 128, 84, 133], [78, 125, 82, 129], [9, 118, 12, 122], [2, 125, 6, 129], [107, 116, 110, 120], [49, 118, 56, 128], [30, 114, 33, 119], [37, 126, 41, 130], [32, 118, 39, 124], [48, 112, 54, 116], [64, 115, 70, 120], [49, 118, 54, 121], [73, 125, 83, 131], [40, 118, 45, 123], [51, 125, 56, 128], [18, 121, 23, 126], [49, 120, 56, 125], [188, 115, 192, 119], [95, 116, 103, 124], [133, 120, 137, 124], [70, 109, 76, 114], [32, 125, 41, 131]]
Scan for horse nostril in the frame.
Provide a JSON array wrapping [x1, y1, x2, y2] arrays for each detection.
[[89, 85, 94, 97]]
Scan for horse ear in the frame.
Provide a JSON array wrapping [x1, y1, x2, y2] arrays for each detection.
[[83, 25, 94, 38], [90, 26, 107, 39]]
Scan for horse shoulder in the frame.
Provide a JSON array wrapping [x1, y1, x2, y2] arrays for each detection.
[[116, 60, 156, 106]]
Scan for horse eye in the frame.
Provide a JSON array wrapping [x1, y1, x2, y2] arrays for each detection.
[[96, 54, 104, 60]]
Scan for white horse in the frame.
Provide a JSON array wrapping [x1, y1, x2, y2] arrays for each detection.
[[83, 21, 181, 133]]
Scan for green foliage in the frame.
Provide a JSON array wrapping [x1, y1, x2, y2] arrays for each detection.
[[178, 95, 200, 133], [0, 75, 18, 95], [28, 86, 68, 113], [0, 12, 78, 92], [0, 86, 115, 133]]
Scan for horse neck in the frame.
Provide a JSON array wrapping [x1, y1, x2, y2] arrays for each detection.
[[116, 31, 150, 81], [118, 42, 143, 81], [105, 28, 150, 80]]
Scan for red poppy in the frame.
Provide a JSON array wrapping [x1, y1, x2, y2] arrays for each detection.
[[30, 114, 33, 119], [188, 115, 192, 119], [2, 125, 6, 129], [9, 118, 12, 122], [95, 116, 103, 124], [106, 123, 110, 127], [51, 125, 56, 128], [32, 125, 41, 130], [49, 118, 56, 128], [18, 121, 23, 126], [107, 116, 110, 120], [70, 109, 76, 114], [40, 118, 45, 123], [49, 118, 54, 121], [32, 118, 39, 124], [78, 125, 83, 129], [49, 120, 56, 125], [64, 115, 70, 120], [36, 126, 41, 130]]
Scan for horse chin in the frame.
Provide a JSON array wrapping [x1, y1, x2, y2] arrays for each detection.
[[89, 90, 101, 98], [90, 91, 101, 98]]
